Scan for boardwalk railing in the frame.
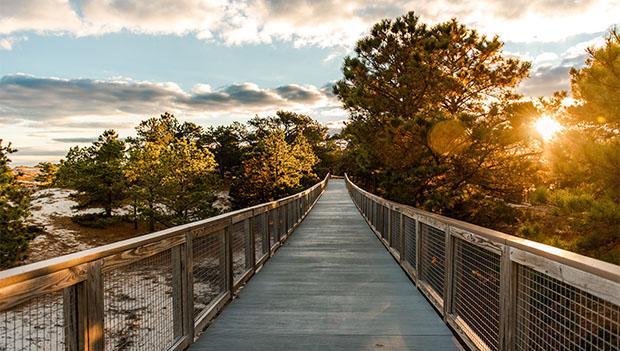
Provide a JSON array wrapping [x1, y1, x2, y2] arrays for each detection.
[[345, 174, 619, 351], [0, 175, 328, 351]]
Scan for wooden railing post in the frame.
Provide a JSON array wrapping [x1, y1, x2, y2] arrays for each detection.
[[172, 234, 194, 347], [443, 228, 455, 319], [262, 212, 269, 257], [224, 225, 233, 294], [415, 217, 421, 284], [500, 246, 516, 351], [64, 261, 105, 351], [63, 284, 86, 351], [399, 212, 405, 264], [386, 206, 392, 245]]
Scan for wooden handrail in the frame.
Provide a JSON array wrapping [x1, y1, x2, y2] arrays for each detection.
[[345, 174, 620, 283]]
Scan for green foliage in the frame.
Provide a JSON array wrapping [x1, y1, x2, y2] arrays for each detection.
[[0, 141, 34, 268], [528, 186, 549, 205], [71, 213, 125, 228], [514, 31, 620, 264], [56, 130, 127, 217], [126, 113, 220, 230], [246, 111, 339, 177], [203, 122, 249, 177], [569, 29, 620, 129], [230, 131, 318, 207], [334, 12, 536, 222], [34, 162, 59, 187]]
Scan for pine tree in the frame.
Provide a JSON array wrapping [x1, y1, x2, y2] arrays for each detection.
[[0, 141, 33, 268], [333, 12, 536, 226], [230, 131, 318, 206], [126, 113, 219, 230], [34, 162, 59, 187], [56, 130, 127, 217]]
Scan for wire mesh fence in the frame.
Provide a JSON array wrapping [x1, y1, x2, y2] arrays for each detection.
[[403, 215, 416, 270], [252, 214, 267, 264], [515, 265, 620, 351], [382, 205, 390, 241], [192, 231, 226, 318], [390, 210, 401, 254], [103, 250, 176, 351], [0, 292, 64, 351], [0, 176, 328, 351], [344, 174, 619, 351], [268, 209, 278, 250], [452, 238, 501, 351], [230, 221, 248, 284], [419, 223, 446, 300]]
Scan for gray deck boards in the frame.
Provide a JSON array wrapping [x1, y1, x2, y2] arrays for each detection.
[[190, 179, 461, 350]]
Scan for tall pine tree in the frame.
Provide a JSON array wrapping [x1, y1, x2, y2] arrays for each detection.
[[0, 141, 33, 268]]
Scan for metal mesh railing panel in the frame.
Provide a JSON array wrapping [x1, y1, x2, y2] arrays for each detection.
[[0, 292, 64, 351], [252, 215, 266, 263], [231, 221, 247, 283], [268, 209, 278, 249], [280, 206, 287, 238], [382, 206, 389, 240], [390, 210, 401, 253], [419, 223, 446, 299], [452, 238, 501, 351], [376, 205, 383, 235], [104, 250, 175, 350], [192, 232, 225, 317], [515, 265, 620, 351], [403, 215, 416, 270]]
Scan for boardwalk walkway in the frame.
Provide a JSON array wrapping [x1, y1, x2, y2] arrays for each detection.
[[190, 179, 461, 350]]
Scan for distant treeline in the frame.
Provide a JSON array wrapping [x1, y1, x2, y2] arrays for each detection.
[[0, 111, 341, 267]]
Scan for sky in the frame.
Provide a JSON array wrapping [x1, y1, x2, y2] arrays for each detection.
[[0, 0, 618, 165]]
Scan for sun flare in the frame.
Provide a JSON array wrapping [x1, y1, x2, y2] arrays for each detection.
[[535, 115, 563, 142]]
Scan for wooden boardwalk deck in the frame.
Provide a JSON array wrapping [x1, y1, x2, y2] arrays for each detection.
[[189, 179, 462, 350]]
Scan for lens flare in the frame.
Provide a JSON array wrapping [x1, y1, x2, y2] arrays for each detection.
[[535, 115, 563, 142]]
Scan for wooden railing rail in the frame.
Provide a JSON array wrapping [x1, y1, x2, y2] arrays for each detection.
[[345, 174, 619, 351], [0, 175, 329, 351]]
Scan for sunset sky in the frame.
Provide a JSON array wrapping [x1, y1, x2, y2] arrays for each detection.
[[1, 0, 618, 165]]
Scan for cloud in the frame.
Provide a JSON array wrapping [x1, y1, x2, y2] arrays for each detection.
[[51, 137, 97, 143], [11, 146, 68, 156], [511, 32, 610, 96], [0, 0, 82, 35], [1, 0, 618, 47], [0, 74, 337, 124], [519, 65, 572, 97], [0, 36, 28, 50]]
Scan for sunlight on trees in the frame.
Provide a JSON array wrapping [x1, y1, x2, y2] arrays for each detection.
[[534, 115, 563, 142]]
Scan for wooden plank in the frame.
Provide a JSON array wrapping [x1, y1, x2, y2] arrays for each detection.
[[184, 233, 195, 343], [63, 284, 86, 351], [450, 226, 503, 255], [510, 247, 620, 305], [0, 264, 88, 311], [443, 228, 454, 319], [85, 261, 104, 351], [191, 179, 459, 351], [172, 245, 184, 339], [500, 246, 516, 351], [101, 234, 185, 273]]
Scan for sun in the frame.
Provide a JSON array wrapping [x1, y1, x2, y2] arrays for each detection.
[[534, 115, 563, 142]]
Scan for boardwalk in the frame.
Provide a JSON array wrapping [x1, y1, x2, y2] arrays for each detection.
[[190, 179, 461, 350]]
